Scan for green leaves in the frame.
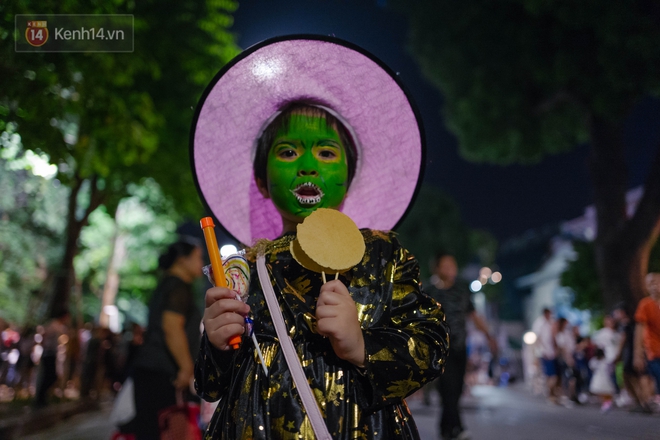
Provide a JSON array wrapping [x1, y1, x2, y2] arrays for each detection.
[[0, 0, 239, 320], [0, 155, 67, 323], [1, 0, 240, 217], [396, 185, 497, 280], [75, 184, 178, 311], [561, 239, 660, 312], [560, 241, 603, 312], [396, 0, 660, 164]]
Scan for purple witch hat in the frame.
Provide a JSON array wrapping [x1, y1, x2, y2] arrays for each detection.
[[191, 35, 424, 245]]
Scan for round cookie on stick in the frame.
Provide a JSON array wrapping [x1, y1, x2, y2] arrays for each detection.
[[291, 208, 366, 281]]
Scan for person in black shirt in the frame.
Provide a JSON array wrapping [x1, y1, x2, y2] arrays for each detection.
[[130, 239, 204, 440], [424, 253, 497, 440]]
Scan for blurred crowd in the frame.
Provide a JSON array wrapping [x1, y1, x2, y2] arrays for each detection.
[[530, 273, 660, 414], [0, 312, 144, 408]]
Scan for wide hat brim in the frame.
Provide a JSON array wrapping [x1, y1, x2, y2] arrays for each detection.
[[191, 35, 424, 245]]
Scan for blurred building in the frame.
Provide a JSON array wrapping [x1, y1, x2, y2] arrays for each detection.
[[516, 186, 643, 331], [498, 187, 644, 384]]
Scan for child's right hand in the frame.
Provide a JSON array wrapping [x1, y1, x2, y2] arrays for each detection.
[[203, 286, 250, 351]]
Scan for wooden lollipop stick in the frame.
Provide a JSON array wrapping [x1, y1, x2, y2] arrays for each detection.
[[321, 271, 340, 283]]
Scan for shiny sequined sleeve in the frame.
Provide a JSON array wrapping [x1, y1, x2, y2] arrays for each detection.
[[194, 331, 236, 402], [352, 231, 449, 410]]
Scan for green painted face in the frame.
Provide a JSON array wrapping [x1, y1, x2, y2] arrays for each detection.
[[266, 113, 349, 220]]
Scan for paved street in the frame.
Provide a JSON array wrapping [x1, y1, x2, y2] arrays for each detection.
[[408, 385, 659, 440], [19, 385, 660, 440]]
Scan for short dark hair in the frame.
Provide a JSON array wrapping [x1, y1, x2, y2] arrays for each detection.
[[433, 251, 455, 267], [612, 302, 631, 317], [253, 101, 358, 189], [158, 238, 201, 270]]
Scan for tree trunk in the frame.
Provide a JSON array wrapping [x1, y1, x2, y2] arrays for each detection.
[[48, 175, 105, 318], [48, 177, 84, 318], [99, 204, 127, 329], [589, 114, 660, 311], [73, 278, 84, 328]]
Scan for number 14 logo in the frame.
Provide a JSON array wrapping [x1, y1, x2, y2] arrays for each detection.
[[26, 21, 48, 47]]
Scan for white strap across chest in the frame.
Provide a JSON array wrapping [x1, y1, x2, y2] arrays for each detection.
[[256, 255, 332, 440]]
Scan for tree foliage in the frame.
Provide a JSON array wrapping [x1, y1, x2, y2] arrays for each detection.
[[75, 180, 178, 325], [1, 137, 183, 326], [396, 0, 660, 163], [560, 241, 603, 312], [0, 0, 239, 317], [396, 0, 660, 309], [1, 0, 240, 215], [0, 137, 68, 323], [561, 238, 660, 312]]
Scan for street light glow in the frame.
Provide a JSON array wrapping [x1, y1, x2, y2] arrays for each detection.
[[491, 271, 502, 283], [479, 267, 492, 279], [523, 331, 537, 345], [470, 280, 482, 292], [220, 244, 238, 258]]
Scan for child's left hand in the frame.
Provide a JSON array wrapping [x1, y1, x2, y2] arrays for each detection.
[[316, 280, 365, 367]]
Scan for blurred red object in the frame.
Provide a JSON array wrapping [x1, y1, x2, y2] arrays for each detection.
[[110, 432, 135, 440], [158, 401, 201, 440]]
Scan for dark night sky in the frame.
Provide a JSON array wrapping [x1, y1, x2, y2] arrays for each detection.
[[229, 0, 660, 241]]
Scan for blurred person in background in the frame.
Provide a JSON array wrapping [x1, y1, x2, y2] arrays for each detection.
[[0, 324, 20, 387], [0, 319, 7, 386], [34, 311, 70, 407], [100, 327, 120, 395], [425, 252, 497, 440], [532, 308, 560, 404], [589, 348, 616, 412], [130, 238, 204, 440], [613, 304, 653, 413], [634, 272, 660, 409], [80, 324, 102, 399], [592, 314, 621, 395], [15, 326, 37, 399], [555, 317, 575, 406], [572, 327, 592, 404], [65, 324, 81, 392], [117, 322, 144, 384], [593, 315, 622, 363]]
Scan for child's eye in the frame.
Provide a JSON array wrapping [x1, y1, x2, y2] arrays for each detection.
[[277, 149, 297, 159], [317, 149, 337, 159]]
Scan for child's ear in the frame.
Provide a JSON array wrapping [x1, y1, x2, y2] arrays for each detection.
[[256, 177, 270, 199]]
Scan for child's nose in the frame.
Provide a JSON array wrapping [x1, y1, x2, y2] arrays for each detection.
[[298, 169, 319, 177]]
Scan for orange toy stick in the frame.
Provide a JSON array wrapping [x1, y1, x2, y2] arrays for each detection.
[[200, 217, 241, 349]]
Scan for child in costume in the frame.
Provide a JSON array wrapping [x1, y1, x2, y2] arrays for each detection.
[[589, 348, 616, 412], [191, 36, 449, 439]]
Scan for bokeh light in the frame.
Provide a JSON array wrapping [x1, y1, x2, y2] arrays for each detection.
[[523, 331, 537, 345], [220, 244, 238, 258]]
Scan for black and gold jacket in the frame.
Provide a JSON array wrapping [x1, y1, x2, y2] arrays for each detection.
[[194, 230, 449, 439]]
